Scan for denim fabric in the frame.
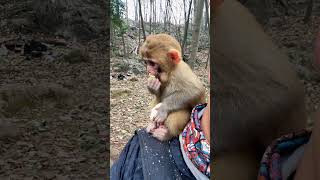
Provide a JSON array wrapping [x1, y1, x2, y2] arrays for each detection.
[[111, 129, 196, 180]]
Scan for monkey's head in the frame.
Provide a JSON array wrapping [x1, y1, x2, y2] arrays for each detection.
[[139, 34, 182, 82]]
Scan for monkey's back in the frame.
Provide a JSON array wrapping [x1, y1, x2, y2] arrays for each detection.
[[161, 61, 206, 108]]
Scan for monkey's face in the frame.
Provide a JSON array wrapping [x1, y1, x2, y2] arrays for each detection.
[[144, 59, 161, 77], [139, 34, 182, 81]]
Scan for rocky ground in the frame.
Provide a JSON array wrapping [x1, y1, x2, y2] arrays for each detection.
[[0, 32, 108, 179]]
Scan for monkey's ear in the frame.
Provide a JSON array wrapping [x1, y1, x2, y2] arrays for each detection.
[[168, 49, 181, 64]]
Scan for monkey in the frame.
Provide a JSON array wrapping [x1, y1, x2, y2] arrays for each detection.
[[212, 0, 307, 179], [139, 34, 205, 141]]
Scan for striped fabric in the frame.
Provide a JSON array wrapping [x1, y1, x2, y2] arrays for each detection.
[[181, 104, 210, 178], [258, 130, 311, 180]]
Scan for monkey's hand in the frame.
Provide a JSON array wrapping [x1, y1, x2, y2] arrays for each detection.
[[150, 103, 168, 125], [146, 121, 156, 133], [147, 75, 161, 95]]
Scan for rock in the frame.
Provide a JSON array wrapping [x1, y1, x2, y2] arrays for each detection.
[[43, 54, 55, 61], [117, 74, 125, 80], [8, 18, 32, 30], [63, 49, 91, 63], [23, 39, 48, 58], [295, 65, 316, 81], [0, 118, 20, 139], [129, 77, 139, 82], [0, 44, 8, 56]]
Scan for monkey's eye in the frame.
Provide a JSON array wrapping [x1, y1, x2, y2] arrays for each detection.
[[145, 60, 156, 67]]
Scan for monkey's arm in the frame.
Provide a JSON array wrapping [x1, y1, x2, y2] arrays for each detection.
[[152, 89, 204, 123], [162, 90, 203, 111]]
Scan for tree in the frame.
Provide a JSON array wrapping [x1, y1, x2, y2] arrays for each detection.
[[111, 0, 128, 57], [304, 0, 314, 23], [204, 0, 209, 30], [150, 0, 153, 34], [137, 0, 146, 40], [182, 0, 193, 57], [189, 0, 204, 68]]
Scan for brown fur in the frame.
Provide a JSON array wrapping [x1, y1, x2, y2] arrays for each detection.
[[212, 0, 307, 178], [140, 34, 205, 138]]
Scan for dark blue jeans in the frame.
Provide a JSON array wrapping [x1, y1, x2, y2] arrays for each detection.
[[111, 129, 196, 180]]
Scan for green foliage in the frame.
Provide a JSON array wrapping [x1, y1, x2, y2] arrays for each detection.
[[111, 0, 128, 35]]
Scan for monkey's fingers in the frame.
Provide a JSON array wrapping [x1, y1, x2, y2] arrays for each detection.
[[150, 108, 158, 121], [154, 110, 167, 123], [146, 122, 156, 133], [151, 80, 158, 90], [155, 80, 161, 90], [147, 80, 154, 89], [153, 103, 162, 109]]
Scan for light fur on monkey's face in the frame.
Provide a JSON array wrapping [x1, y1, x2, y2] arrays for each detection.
[[144, 58, 160, 77], [140, 34, 182, 74]]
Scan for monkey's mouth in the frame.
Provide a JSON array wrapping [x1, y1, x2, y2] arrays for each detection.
[[144, 59, 162, 77]]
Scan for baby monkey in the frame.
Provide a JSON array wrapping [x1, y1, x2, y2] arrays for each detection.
[[139, 34, 205, 141]]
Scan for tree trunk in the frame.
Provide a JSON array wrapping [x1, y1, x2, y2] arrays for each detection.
[[164, 0, 169, 31], [160, 0, 163, 23], [134, 0, 138, 22], [139, 19, 141, 46], [122, 34, 127, 58], [137, 0, 146, 40], [204, 0, 209, 30], [304, 0, 313, 23], [126, 0, 128, 24], [149, 0, 152, 34], [110, 16, 114, 57], [154, 0, 157, 24], [182, 0, 193, 57], [189, 0, 204, 68]]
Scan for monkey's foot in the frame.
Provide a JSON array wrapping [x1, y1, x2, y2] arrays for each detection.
[[151, 125, 172, 141]]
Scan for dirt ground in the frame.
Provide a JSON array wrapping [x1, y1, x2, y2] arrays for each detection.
[[0, 33, 108, 179]]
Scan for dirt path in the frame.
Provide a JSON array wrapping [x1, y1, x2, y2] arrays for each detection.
[[0, 34, 107, 179]]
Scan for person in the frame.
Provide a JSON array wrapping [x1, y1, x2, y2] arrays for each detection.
[[294, 111, 320, 180], [256, 111, 319, 180], [110, 63, 320, 180]]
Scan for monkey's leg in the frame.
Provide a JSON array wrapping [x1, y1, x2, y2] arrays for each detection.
[[152, 110, 190, 141], [213, 151, 259, 180], [165, 110, 191, 137]]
